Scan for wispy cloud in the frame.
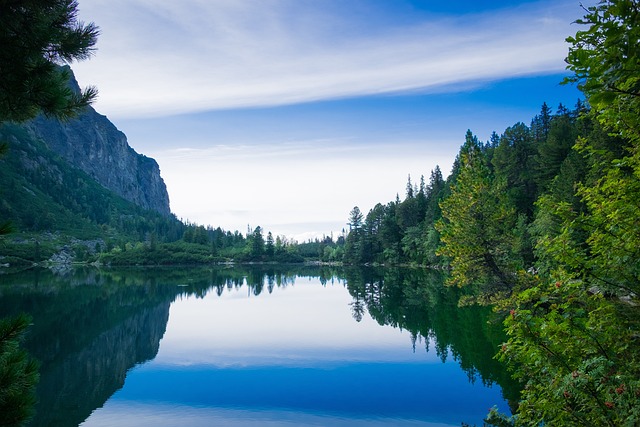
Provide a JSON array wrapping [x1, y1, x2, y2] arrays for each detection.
[[74, 0, 579, 118]]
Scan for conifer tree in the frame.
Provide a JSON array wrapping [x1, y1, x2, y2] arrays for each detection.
[[0, 315, 39, 426], [0, 0, 99, 122], [437, 136, 519, 295]]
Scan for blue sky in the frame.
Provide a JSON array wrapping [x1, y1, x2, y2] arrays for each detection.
[[73, 0, 589, 240]]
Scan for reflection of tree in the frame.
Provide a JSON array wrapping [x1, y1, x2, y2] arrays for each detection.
[[0, 264, 515, 425], [0, 265, 355, 426], [349, 298, 365, 322], [344, 267, 520, 409]]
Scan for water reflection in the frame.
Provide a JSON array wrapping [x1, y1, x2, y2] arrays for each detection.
[[0, 266, 517, 426], [343, 267, 520, 405]]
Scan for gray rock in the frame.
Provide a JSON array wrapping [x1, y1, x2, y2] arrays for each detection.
[[25, 69, 170, 215]]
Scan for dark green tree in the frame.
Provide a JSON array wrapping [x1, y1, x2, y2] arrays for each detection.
[[416, 175, 428, 220], [533, 107, 578, 192], [265, 231, 275, 258], [0, 315, 40, 427], [0, 0, 99, 122], [363, 203, 386, 263], [344, 206, 364, 264], [424, 166, 445, 225], [405, 175, 414, 199], [530, 102, 552, 144], [492, 122, 537, 218], [347, 206, 363, 231], [248, 226, 265, 259]]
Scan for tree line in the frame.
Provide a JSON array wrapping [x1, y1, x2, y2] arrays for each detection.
[[339, 2, 640, 424], [337, 2, 640, 425]]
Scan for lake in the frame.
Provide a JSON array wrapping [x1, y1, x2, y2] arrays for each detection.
[[0, 266, 517, 426]]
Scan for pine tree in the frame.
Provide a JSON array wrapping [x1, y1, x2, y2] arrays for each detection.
[[492, 122, 537, 218], [265, 232, 275, 258], [0, 1, 99, 122], [0, 315, 40, 427]]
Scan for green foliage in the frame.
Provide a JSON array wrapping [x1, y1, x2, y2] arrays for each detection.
[[564, 0, 640, 146], [533, 108, 579, 193], [437, 141, 520, 293], [492, 122, 537, 219], [100, 241, 219, 266], [497, 279, 640, 426], [574, 140, 640, 295], [0, 314, 40, 427], [0, 1, 99, 122], [247, 226, 265, 259], [0, 123, 186, 243], [484, 3, 640, 425]]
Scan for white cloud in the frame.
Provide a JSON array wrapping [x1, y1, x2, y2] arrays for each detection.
[[147, 139, 455, 239], [73, 0, 579, 118], [84, 402, 461, 427]]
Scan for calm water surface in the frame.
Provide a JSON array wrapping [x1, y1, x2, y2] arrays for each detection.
[[0, 266, 517, 426]]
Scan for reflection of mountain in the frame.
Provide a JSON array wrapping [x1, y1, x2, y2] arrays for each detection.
[[343, 267, 521, 410], [0, 269, 175, 427], [31, 303, 169, 427], [0, 265, 342, 426], [0, 265, 518, 425]]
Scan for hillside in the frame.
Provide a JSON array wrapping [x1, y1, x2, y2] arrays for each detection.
[[0, 122, 182, 242], [0, 69, 186, 264]]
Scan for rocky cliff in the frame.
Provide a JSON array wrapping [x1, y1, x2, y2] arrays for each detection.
[[25, 69, 170, 215]]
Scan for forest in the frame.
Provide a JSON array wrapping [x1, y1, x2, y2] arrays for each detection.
[[330, 1, 639, 424], [1, 1, 639, 425]]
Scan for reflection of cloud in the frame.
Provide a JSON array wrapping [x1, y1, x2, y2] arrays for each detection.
[[153, 281, 441, 367], [84, 402, 461, 427], [74, 0, 578, 118]]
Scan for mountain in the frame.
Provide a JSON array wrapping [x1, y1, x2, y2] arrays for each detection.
[[0, 67, 183, 243], [24, 68, 170, 215]]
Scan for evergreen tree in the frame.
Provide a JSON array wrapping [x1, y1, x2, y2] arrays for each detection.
[[405, 175, 414, 199], [424, 166, 445, 225], [248, 226, 265, 259], [265, 231, 275, 258], [0, 315, 39, 427], [533, 107, 578, 192], [530, 102, 552, 144], [492, 122, 537, 218], [344, 206, 364, 264], [416, 175, 428, 221], [437, 138, 520, 295], [347, 206, 363, 231], [0, 0, 99, 122], [363, 203, 386, 263]]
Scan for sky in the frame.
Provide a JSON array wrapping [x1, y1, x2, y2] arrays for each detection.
[[72, 0, 590, 241]]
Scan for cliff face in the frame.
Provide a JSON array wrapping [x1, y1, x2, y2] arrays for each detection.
[[25, 71, 170, 215]]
